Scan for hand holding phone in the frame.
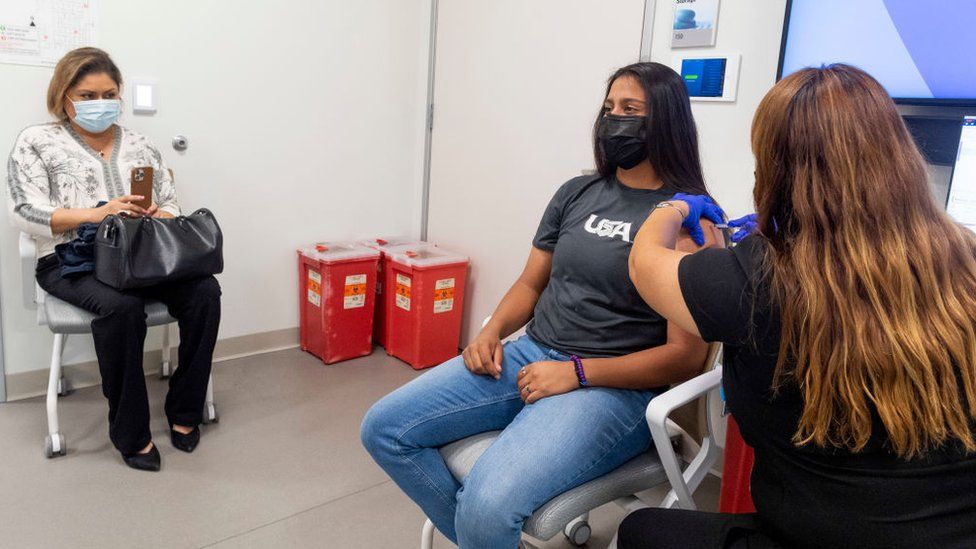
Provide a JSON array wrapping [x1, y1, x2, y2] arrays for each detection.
[[130, 167, 154, 210]]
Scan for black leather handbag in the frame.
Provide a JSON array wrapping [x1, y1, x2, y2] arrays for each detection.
[[95, 208, 223, 289]]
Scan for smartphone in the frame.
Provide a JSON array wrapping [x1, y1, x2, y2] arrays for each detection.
[[130, 167, 154, 210]]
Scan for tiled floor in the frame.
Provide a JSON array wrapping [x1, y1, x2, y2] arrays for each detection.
[[0, 348, 719, 548]]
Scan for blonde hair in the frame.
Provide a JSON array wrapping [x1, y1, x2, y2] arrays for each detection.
[[47, 47, 122, 121], [752, 64, 976, 459]]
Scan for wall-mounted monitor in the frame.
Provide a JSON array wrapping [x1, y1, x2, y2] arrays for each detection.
[[674, 53, 741, 103], [946, 117, 976, 229], [778, 0, 976, 106]]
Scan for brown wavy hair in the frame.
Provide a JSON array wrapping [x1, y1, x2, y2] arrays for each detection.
[[752, 64, 976, 458]]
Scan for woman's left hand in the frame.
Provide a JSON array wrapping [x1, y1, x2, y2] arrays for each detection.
[[146, 204, 175, 219], [517, 361, 579, 404], [669, 193, 726, 246]]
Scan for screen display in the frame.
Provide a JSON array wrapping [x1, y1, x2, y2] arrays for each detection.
[[779, 0, 976, 103], [681, 58, 726, 98], [946, 117, 976, 230]]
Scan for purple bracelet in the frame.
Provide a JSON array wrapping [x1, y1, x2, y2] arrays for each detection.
[[570, 355, 588, 387]]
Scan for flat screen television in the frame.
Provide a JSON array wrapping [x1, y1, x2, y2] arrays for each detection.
[[778, 0, 976, 106]]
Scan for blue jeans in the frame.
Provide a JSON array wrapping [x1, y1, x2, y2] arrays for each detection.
[[361, 335, 657, 548]]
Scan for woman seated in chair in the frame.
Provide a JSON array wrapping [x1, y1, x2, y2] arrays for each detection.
[[361, 62, 723, 548], [6, 47, 221, 471], [624, 64, 976, 548]]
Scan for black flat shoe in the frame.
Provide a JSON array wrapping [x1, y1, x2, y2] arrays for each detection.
[[122, 443, 161, 472], [171, 426, 200, 453]]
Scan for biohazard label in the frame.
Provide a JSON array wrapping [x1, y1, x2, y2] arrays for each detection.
[[395, 274, 412, 311], [434, 278, 455, 314], [307, 269, 322, 307], [344, 274, 368, 309]]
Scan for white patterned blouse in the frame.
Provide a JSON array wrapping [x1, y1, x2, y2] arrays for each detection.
[[6, 122, 181, 259]]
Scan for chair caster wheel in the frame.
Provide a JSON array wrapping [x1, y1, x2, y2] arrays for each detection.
[[203, 405, 219, 424], [44, 434, 67, 458], [57, 377, 72, 396], [565, 521, 591, 546]]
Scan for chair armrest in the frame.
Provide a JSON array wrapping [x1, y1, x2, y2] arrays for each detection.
[[646, 365, 723, 510], [647, 367, 723, 426], [19, 232, 38, 309]]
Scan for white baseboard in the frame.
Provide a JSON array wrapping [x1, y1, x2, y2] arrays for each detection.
[[4, 327, 299, 402]]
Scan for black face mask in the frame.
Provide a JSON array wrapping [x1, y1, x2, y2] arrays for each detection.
[[598, 114, 648, 171]]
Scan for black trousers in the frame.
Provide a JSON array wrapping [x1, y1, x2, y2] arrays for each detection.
[[618, 509, 784, 549], [36, 255, 221, 454]]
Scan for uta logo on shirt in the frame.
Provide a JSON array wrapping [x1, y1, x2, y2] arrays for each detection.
[[584, 214, 633, 243]]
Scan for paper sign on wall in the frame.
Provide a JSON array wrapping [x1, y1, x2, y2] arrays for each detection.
[[671, 0, 719, 48], [0, 0, 98, 67]]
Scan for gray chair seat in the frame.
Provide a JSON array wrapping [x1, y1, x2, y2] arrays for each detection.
[[43, 294, 175, 334], [439, 430, 669, 542]]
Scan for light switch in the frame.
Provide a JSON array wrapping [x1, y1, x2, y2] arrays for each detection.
[[131, 80, 157, 114]]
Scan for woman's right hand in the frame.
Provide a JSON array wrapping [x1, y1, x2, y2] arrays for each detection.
[[90, 195, 149, 222], [727, 213, 758, 243], [462, 331, 504, 379]]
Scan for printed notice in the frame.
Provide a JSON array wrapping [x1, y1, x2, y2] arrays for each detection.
[[307, 269, 322, 307], [344, 274, 367, 309], [433, 278, 455, 314], [672, 0, 719, 48], [395, 274, 412, 311], [0, 0, 98, 67]]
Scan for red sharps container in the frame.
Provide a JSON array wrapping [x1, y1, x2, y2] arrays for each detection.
[[360, 237, 424, 350], [719, 415, 757, 513], [298, 241, 380, 364], [384, 244, 469, 369]]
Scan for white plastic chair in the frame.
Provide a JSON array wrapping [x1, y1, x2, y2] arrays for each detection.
[[19, 232, 218, 458], [419, 318, 724, 548]]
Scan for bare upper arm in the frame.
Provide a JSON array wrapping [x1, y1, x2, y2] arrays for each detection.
[[631, 220, 725, 337], [664, 319, 710, 380], [519, 246, 553, 294], [676, 219, 726, 254]]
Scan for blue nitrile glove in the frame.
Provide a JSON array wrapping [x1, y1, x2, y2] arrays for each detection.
[[670, 193, 726, 246], [727, 213, 758, 244]]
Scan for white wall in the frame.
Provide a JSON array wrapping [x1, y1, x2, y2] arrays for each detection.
[[425, 0, 647, 344], [644, 1, 953, 220], [424, 0, 791, 345], [646, 0, 788, 219], [0, 0, 431, 376]]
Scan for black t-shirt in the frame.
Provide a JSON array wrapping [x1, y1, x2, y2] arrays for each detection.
[[528, 175, 673, 358], [678, 235, 976, 549]]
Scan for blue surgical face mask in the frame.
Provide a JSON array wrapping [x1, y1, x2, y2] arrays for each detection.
[[70, 99, 121, 133]]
